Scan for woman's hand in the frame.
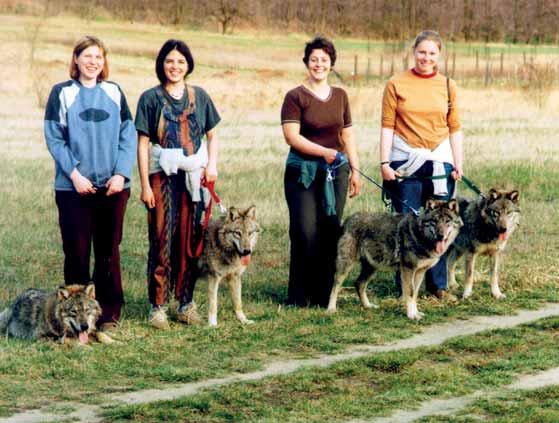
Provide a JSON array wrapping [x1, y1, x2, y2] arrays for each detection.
[[451, 165, 463, 181], [323, 148, 338, 165], [349, 171, 361, 198], [204, 164, 218, 183], [141, 186, 155, 209], [105, 175, 125, 196], [70, 169, 96, 195], [381, 163, 400, 181]]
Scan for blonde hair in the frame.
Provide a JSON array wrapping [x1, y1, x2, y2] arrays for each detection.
[[69, 35, 109, 81], [413, 30, 443, 51]]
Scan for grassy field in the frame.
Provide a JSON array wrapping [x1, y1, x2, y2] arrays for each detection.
[[0, 13, 558, 421]]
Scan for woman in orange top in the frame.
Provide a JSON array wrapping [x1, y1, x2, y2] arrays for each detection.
[[380, 30, 464, 300]]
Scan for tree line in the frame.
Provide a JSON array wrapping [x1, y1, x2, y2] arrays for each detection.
[[7, 0, 559, 43]]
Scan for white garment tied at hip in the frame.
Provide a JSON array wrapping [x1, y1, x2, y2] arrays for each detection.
[[149, 140, 208, 203], [390, 134, 454, 197]]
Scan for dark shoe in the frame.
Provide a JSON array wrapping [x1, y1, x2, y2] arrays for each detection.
[[433, 289, 458, 302]]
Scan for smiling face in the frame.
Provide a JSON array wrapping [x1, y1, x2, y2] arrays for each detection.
[[74, 45, 105, 84], [413, 40, 440, 75], [306, 48, 331, 82], [163, 48, 188, 84]]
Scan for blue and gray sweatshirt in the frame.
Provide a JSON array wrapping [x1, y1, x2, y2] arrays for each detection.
[[44, 80, 137, 191]]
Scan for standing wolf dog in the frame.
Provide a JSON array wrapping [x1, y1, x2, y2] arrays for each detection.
[[327, 199, 463, 320], [198, 205, 260, 326], [447, 189, 520, 299], [0, 284, 112, 344]]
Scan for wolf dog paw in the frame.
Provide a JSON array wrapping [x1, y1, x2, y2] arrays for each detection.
[[406, 303, 424, 320], [363, 302, 379, 310], [492, 291, 506, 300], [462, 289, 473, 299], [325, 306, 337, 314], [236, 313, 254, 325], [208, 315, 218, 327], [448, 280, 459, 291]]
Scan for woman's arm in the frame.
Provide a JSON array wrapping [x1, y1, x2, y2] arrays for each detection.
[[341, 126, 360, 197], [282, 122, 338, 164], [379, 127, 400, 181], [449, 130, 464, 180], [137, 134, 155, 208], [205, 128, 218, 182]]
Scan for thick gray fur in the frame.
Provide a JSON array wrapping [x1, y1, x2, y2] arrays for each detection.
[[198, 205, 260, 326], [447, 189, 520, 299], [327, 199, 463, 320], [0, 284, 101, 342]]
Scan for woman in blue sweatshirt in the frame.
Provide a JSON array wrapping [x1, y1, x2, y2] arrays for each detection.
[[44, 36, 137, 330]]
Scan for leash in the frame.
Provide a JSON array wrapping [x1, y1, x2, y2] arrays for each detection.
[[350, 166, 420, 216], [186, 179, 227, 259]]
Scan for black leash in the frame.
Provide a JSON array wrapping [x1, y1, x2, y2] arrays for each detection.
[[350, 166, 420, 216]]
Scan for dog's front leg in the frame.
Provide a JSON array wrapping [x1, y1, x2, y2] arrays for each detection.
[[463, 253, 476, 299], [228, 274, 253, 325], [401, 266, 421, 320], [207, 276, 221, 327], [489, 253, 505, 299]]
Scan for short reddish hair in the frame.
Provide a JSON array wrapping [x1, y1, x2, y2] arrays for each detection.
[[69, 35, 109, 81]]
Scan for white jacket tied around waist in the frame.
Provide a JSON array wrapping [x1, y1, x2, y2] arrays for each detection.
[[390, 134, 454, 197], [149, 140, 208, 203]]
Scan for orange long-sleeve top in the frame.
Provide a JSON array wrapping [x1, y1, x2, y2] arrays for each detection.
[[381, 69, 461, 150]]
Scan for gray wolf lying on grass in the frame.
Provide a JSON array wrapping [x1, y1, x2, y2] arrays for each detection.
[[0, 284, 114, 344], [447, 189, 520, 299], [199, 206, 260, 327], [327, 199, 463, 320]]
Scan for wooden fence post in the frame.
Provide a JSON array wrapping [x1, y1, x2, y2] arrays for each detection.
[[500, 52, 504, 75], [379, 54, 384, 80], [451, 52, 456, 78], [353, 55, 358, 85], [366, 57, 371, 82], [475, 50, 479, 73]]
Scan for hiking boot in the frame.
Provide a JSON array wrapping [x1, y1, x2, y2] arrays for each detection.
[[149, 306, 170, 330], [176, 302, 202, 325], [433, 289, 458, 302]]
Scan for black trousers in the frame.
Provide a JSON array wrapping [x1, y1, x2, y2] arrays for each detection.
[[55, 188, 130, 324], [284, 164, 349, 307]]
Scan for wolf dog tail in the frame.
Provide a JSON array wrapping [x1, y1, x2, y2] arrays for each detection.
[[0, 307, 11, 335]]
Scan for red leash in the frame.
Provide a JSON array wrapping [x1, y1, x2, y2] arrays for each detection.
[[186, 179, 225, 258]]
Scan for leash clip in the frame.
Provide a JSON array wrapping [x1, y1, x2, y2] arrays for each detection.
[[217, 202, 227, 214]]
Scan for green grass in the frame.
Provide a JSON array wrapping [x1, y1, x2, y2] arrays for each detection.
[[100, 318, 559, 422], [0, 12, 558, 421]]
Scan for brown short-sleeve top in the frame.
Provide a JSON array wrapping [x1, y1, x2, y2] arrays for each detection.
[[281, 85, 352, 152]]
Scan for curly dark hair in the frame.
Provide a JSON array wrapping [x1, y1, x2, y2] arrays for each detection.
[[155, 39, 195, 84], [302, 36, 337, 67]]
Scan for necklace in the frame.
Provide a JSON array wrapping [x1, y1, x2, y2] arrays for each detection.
[[166, 85, 185, 100]]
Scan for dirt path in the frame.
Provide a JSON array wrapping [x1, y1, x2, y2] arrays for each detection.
[[354, 367, 559, 423], [2, 303, 559, 423]]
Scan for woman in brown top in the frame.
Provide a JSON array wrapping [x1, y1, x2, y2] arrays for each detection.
[[281, 36, 361, 307]]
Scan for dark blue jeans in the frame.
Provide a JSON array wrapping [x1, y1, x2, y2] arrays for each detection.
[[388, 160, 455, 293]]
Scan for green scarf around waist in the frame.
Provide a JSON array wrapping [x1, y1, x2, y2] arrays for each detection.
[[286, 149, 348, 216]]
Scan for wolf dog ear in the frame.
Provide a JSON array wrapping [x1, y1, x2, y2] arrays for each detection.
[[507, 190, 520, 203], [227, 207, 240, 222], [488, 188, 499, 202], [57, 287, 70, 300], [447, 199, 459, 213], [425, 199, 438, 210], [85, 284, 96, 299], [244, 205, 257, 220]]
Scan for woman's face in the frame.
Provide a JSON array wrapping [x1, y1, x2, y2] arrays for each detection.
[[306, 48, 331, 82], [74, 45, 104, 82], [163, 49, 188, 84], [413, 40, 440, 74]]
